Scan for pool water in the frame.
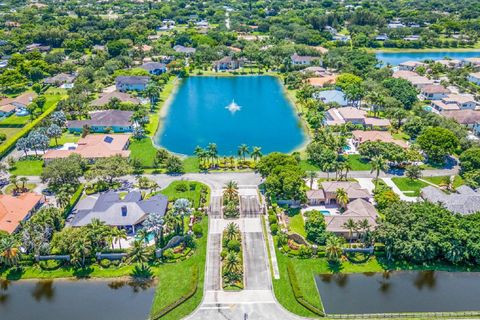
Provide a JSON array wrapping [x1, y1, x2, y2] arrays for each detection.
[[423, 106, 433, 112], [320, 210, 331, 216], [156, 76, 307, 155], [343, 145, 351, 151]]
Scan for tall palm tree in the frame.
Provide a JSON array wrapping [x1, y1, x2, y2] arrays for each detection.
[[19, 176, 28, 191], [237, 144, 250, 161], [136, 228, 150, 245], [251, 147, 263, 162], [207, 143, 218, 166], [223, 181, 239, 202], [335, 188, 349, 209], [370, 156, 388, 187], [343, 162, 352, 180], [0, 237, 21, 267], [358, 219, 370, 245], [323, 163, 333, 180], [307, 171, 317, 189], [225, 222, 240, 241], [224, 251, 241, 273], [113, 228, 128, 250], [325, 236, 343, 263], [9, 175, 19, 193], [128, 240, 150, 268], [194, 146, 206, 166], [145, 82, 162, 111], [343, 219, 358, 247], [72, 237, 92, 268]]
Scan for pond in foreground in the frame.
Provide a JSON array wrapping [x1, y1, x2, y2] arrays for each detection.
[[156, 76, 306, 155], [316, 271, 480, 314], [376, 50, 480, 66], [0, 279, 155, 320]]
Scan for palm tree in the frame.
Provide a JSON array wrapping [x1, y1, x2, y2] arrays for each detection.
[[113, 228, 128, 250], [343, 219, 358, 247], [237, 144, 250, 161], [307, 171, 317, 189], [323, 163, 333, 180], [72, 237, 92, 268], [335, 188, 349, 209], [128, 240, 150, 268], [370, 156, 388, 187], [9, 175, 19, 193], [358, 219, 370, 245], [194, 146, 206, 166], [0, 237, 21, 267], [251, 147, 262, 162], [143, 212, 165, 247], [136, 228, 150, 245], [224, 251, 241, 273], [223, 181, 239, 202], [145, 82, 162, 111], [225, 222, 240, 241], [343, 162, 352, 180], [366, 91, 385, 118], [325, 236, 343, 263], [207, 143, 218, 166], [172, 198, 192, 234]]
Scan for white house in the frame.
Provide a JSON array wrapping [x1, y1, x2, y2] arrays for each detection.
[[420, 84, 450, 100], [468, 72, 480, 85]]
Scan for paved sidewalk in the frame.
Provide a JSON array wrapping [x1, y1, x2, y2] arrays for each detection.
[[382, 178, 418, 202]]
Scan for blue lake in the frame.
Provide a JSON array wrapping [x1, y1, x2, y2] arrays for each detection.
[[156, 76, 307, 155], [376, 50, 480, 66]]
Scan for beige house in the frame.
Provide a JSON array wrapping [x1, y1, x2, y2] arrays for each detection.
[[352, 130, 408, 148], [325, 107, 390, 128]]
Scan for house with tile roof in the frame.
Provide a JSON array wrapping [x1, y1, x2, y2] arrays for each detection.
[[43, 134, 131, 162], [90, 92, 141, 108], [420, 84, 450, 100], [115, 76, 150, 92], [0, 193, 45, 234], [431, 93, 477, 112], [441, 110, 480, 135], [324, 107, 391, 128], [67, 110, 134, 133], [420, 185, 480, 215], [352, 130, 408, 148], [70, 190, 168, 234], [140, 62, 167, 75], [320, 181, 371, 205], [324, 199, 379, 239]]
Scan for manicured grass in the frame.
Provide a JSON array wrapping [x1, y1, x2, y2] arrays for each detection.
[[129, 138, 157, 167], [0, 114, 31, 126], [160, 181, 210, 208], [423, 175, 464, 188], [49, 132, 80, 147], [9, 159, 44, 176], [391, 177, 429, 196], [299, 160, 320, 172], [0, 127, 23, 140], [146, 76, 178, 136], [183, 156, 200, 173], [150, 217, 208, 320], [287, 212, 306, 238], [346, 154, 372, 171], [391, 131, 410, 141]]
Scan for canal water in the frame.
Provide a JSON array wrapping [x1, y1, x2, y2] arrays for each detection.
[[315, 271, 480, 314], [0, 279, 156, 320], [376, 51, 480, 66], [156, 76, 306, 155]]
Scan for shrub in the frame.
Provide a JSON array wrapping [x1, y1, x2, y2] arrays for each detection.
[[39, 259, 62, 270], [298, 245, 312, 258], [227, 239, 241, 252], [99, 259, 111, 268], [189, 183, 196, 191], [268, 214, 277, 225], [175, 182, 188, 192], [163, 248, 174, 260], [220, 248, 228, 259], [192, 223, 203, 237], [270, 223, 278, 235], [287, 262, 325, 316], [0, 133, 6, 142]]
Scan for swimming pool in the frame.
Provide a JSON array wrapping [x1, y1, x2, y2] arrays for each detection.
[[16, 109, 29, 116], [320, 210, 331, 216], [423, 106, 433, 112], [343, 145, 351, 151]]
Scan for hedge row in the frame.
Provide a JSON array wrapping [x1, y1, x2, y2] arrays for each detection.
[[63, 184, 84, 218], [286, 261, 325, 317], [0, 103, 58, 159], [151, 266, 199, 320]]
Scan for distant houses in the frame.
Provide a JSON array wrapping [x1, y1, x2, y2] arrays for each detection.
[[0, 193, 45, 234], [0, 92, 37, 117], [140, 62, 167, 75], [67, 110, 134, 133], [115, 76, 150, 92], [421, 185, 480, 215], [43, 134, 131, 163], [290, 53, 320, 66], [70, 190, 168, 234], [468, 72, 480, 85], [431, 94, 477, 112], [441, 110, 480, 135], [173, 45, 196, 55], [420, 84, 450, 100], [313, 89, 348, 106], [351, 130, 408, 148], [398, 61, 426, 71], [214, 56, 244, 71], [43, 73, 76, 88], [324, 107, 391, 128], [393, 70, 434, 88], [90, 92, 141, 108]]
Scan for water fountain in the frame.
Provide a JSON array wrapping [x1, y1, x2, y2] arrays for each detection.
[[225, 99, 241, 113]]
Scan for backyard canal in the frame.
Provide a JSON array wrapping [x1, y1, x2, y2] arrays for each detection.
[[0, 279, 155, 320], [156, 75, 307, 155], [315, 270, 480, 315], [376, 50, 480, 66]]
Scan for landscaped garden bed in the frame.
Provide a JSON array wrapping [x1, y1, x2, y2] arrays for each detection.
[[221, 222, 244, 290], [223, 181, 240, 219]]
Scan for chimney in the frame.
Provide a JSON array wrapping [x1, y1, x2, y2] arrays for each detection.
[[121, 205, 127, 216]]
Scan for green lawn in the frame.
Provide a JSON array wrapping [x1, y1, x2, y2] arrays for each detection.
[[4, 183, 37, 195], [391, 131, 410, 141], [287, 210, 306, 238], [0, 114, 31, 126], [160, 181, 210, 208], [150, 217, 208, 320], [183, 157, 200, 173], [49, 132, 80, 147], [299, 160, 320, 172], [423, 175, 464, 188], [9, 159, 44, 176], [129, 138, 157, 167], [146, 77, 178, 136], [391, 177, 429, 196], [346, 154, 372, 171]]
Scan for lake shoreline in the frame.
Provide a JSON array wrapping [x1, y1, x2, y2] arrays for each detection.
[[371, 47, 480, 53]]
